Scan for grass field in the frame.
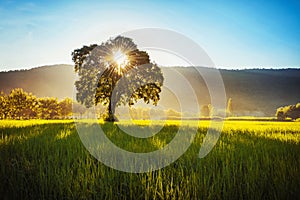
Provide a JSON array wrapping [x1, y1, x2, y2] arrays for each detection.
[[0, 120, 300, 199]]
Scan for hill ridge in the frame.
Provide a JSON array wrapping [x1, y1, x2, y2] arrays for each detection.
[[1, 64, 300, 116]]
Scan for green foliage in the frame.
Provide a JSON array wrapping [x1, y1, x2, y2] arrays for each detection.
[[0, 88, 73, 119], [0, 121, 299, 199], [226, 98, 233, 117], [1, 66, 300, 117], [59, 98, 73, 119], [6, 88, 38, 119], [72, 36, 164, 121], [0, 91, 8, 119], [200, 104, 213, 117], [72, 44, 97, 72], [165, 108, 182, 119], [276, 102, 300, 120], [37, 98, 61, 119]]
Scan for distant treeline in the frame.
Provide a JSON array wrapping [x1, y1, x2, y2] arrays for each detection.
[[2, 88, 298, 121], [276, 103, 300, 121], [1, 65, 300, 117], [0, 88, 72, 119], [0, 88, 185, 120]]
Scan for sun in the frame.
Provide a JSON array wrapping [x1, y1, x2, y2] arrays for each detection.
[[112, 49, 129, 69]]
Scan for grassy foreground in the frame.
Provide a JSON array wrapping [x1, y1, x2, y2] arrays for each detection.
[[0, 120, 300, 199]]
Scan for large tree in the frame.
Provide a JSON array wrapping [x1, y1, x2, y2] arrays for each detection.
[[72, 36, 164, 121]]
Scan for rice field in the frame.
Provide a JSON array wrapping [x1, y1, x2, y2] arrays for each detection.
[[0, 120, 300, 199]]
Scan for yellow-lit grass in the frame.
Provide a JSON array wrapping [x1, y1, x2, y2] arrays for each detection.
[[0, 120, 299, 199]]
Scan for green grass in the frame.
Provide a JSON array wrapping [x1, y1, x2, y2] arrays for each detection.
[[0, 120, 300, 199]]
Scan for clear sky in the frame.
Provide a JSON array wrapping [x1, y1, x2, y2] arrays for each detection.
[[0, 0, 300, 71]]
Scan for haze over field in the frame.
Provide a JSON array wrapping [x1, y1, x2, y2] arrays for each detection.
[[1, 1, 299, 118], [1, 65, 300, 116]]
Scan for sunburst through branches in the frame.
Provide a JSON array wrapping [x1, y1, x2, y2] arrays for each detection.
[[112, 49, 129, 74], [72, 35, 164, 121]]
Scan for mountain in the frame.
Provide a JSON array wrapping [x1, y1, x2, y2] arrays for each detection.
[[0, 65, 76, 100], [1, 64, 300, 116]]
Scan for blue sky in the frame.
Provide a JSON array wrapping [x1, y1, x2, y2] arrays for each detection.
[[0, 0, 299, 71]]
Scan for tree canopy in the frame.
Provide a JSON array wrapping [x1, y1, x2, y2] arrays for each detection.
[[0, 88, 73, 120], [200, 104, 213, 118], [276, 103, 300, 121], [72, 36, 164, 121]]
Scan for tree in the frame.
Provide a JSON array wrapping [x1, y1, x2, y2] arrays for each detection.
[[72, 36, 164, 121], [59, 98, 73, 119], [276, 107, 285, 121], [276, 103, 300, 120], [165, 109, 182, 119], [38, 98, 61, 119], [0, 89, 76, 120], [0, 91, 8, 119], [129, 107, 150, 120], [7, 88, 37, 119], [22, 92, 39, 119], [226, 98, 233, 117], [201, 104, 213, 118], [1, 89, 38, 119], [285, 105, 300, 120]]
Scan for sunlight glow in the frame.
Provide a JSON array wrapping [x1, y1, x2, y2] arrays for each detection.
[[112, 49, 129, 69]]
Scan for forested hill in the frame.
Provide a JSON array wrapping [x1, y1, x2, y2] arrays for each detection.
[[0, 65, 76, 100], [168, 67, 300, 116], [1, 65, 300, 116]]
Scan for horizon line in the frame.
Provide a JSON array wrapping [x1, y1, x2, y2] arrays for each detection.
[[1, 64, 300, 72]]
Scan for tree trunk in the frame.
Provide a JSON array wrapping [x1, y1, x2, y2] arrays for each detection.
[[105, 98, 117, 122]]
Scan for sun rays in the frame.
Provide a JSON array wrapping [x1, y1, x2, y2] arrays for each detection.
[[112, 49, 129, 74], [95, 36, 152, 80]]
